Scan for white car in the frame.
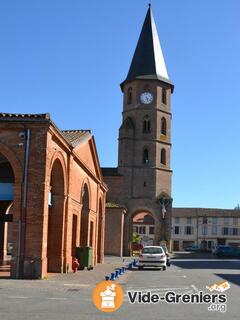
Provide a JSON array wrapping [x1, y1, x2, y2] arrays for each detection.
[[138, 246, 167, 270]]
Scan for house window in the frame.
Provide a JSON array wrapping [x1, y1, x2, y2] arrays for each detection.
[[175, 217, 180, 224], [233, 217, 238, 225], [185, 226, 193, 235], [187, 217, 192, 225], [212, 225, 217, 235], [202, 217, 208, 224], [161, 117, 167, 135], [202, 225, 208, 235], [212, 217, 217, 224], [224, 217, 229, 224], [174, 226, 180, 234], [232, 228, 238, 236], [160, 148, 166, 165], [143, 148, 149, 164], [127, 87, 132, 105], [133, 226, 139, 233], [162, 88, 167, 104], [143, 115, 151, 133], [222, 227, 228, 235], [139, 226, 146, 234], [149, 226, 155, 235]]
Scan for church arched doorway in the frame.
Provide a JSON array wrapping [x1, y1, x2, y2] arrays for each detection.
[[131, 211, 157, 254], [47, 159, 65, 273], [0, 153, 14, 277]]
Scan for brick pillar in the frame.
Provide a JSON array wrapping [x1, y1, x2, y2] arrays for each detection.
[[47, 194, 65, 273], [0, 220, 4, 261]]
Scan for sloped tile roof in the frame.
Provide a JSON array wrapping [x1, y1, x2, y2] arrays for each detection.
[[0, 113, 50, 121], [61, 130, 91, 148], [101, 167, 122, 176], [0, 113, 92, 148]]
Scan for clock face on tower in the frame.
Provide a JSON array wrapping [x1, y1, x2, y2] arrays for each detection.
[[140, 92, 153, 104]]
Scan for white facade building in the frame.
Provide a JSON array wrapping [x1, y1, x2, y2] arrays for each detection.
[[172, 208, 240, 251]]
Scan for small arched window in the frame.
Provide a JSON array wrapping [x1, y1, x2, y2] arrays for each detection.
[[143, 115, 151, 133], [161, 148, 166, 165], [161, 117, 167, 135], [162, 88, 167, 104], [127, 87, 132, 105], [143, 148, 149, 164]]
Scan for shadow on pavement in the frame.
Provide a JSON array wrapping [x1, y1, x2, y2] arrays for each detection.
[[171, 252, 240, 269], [215, 273, 240, 286], [172, 260, 240, 269], [172, 252, 220, 260], [129, 267, 168, 271]]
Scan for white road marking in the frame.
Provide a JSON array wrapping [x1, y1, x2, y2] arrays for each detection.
[[126, 286, 190, 291], [191, 284, 199, 293], [63, 284, 89, 287], [8, 296, 28, 299], [48, 298, 68, 301]]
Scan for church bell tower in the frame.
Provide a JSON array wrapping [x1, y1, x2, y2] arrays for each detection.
[[118, 5, 174, 252]]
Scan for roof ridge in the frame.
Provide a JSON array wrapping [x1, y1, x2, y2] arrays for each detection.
[[61, 129, 91, 133], [0, 113, 50, 119]]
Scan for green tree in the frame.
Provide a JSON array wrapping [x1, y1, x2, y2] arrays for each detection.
[[132, 232, 140, 243]]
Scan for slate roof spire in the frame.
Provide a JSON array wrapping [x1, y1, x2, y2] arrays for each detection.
[[121, 5, 173, 89]]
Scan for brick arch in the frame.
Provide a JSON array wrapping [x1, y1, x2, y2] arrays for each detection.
[[0, 141, 22, 183], [47, 155, 66, 273], [127, 209, 161, 249], [131, 209, 158, 226], [80, 177, 92, 207], [79, 179, 91, 247], [49, 151, 68, 195]]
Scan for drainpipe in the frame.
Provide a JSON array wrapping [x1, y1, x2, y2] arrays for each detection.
[[16, 128, 30, 279]]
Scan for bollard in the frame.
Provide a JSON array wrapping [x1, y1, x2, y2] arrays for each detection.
[[110, 273, 116, 281], [129, 262, 133, 270], [115, 270, 119, 278], [122, 266, 125, 273], [133, 259, 137, 267], [118, 268, 123, 275], [105, 275, 110, 281]]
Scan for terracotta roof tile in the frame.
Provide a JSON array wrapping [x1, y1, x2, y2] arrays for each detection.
[[61, 130, 91, 148], [0, 113, 50, 121]]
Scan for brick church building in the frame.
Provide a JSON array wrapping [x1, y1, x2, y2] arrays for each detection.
[[0, 113, 107, 279], [103, 5, 174, 255]]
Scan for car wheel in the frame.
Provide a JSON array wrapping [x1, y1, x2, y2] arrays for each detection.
[[163, 266, 166, 271]]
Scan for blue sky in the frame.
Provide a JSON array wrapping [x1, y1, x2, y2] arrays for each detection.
[[0, 0, 240, 209]]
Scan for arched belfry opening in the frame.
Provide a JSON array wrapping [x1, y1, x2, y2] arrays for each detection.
[[0, 153, 14, 277], [47, 159, 65, 273], [80, 184, 90, 246]]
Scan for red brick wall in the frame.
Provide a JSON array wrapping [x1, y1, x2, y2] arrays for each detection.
[[0, 119, 106, 279]]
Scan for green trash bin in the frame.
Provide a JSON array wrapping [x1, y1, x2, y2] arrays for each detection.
[[75, 246, 93, 270]]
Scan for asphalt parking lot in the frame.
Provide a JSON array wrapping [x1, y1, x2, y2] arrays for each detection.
[[0, 253, 239, 320]]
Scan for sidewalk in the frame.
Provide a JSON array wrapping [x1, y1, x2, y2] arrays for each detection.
[[0, 256, 134, 291], [47, 256, 133, 286]]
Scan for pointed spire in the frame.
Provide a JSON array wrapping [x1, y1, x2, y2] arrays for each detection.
[[121, 6, 173, 89]]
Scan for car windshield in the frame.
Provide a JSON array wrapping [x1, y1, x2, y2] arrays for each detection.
[[142, 247, 163, 254]]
